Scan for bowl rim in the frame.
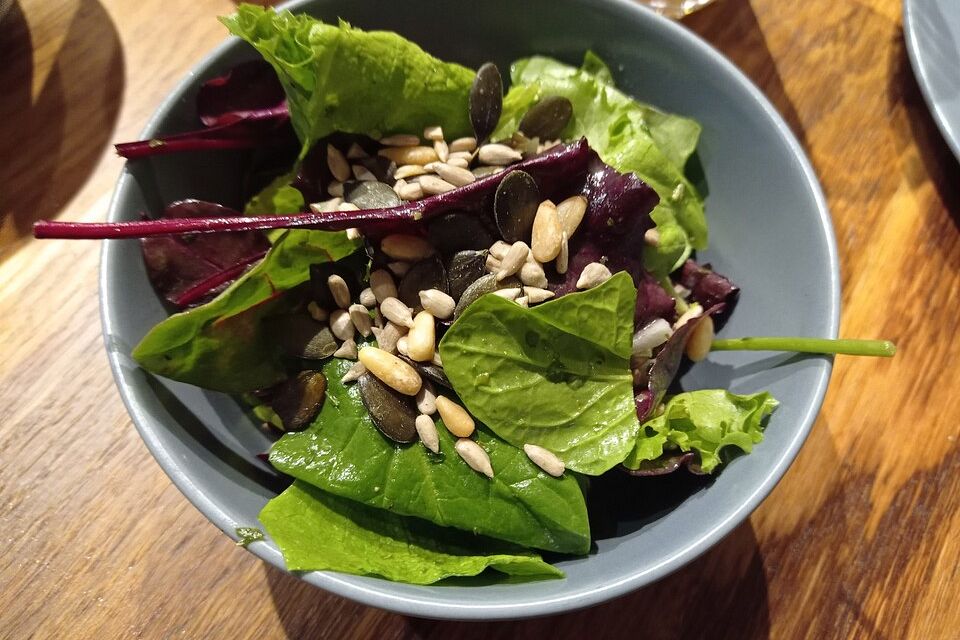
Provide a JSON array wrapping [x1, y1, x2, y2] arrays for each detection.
[[100, 0, 840, 620]]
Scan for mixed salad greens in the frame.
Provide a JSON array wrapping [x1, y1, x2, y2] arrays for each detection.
[[34, 6, 895, 585]]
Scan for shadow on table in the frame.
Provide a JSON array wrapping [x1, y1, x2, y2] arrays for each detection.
[[684, 0, 808, 153], [0, 0, 124, 258], [888, 29, 960, 233]]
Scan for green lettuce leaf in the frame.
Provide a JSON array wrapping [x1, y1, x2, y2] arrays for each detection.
[[244, 170, 304, 217], [221, 5, 475, 155], [439, 273, 640, 476], [623, 390, 779, 474], [133, 230, 360, 392], [269, 358, 590, 555], [492, 53, 705, 274], [261, 481, 563, 583]]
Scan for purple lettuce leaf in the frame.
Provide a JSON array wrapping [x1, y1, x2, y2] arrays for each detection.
[[634, 305, 723, 422], [116, 61, 294, 160], [141, 200, 271, 307], [546, 151, 671, 325], [196, 60, 288, 127], [621, 451, 698, 476], [677, 259, 739, 322]]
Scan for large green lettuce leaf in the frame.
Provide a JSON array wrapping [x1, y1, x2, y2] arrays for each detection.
[[222, 6, 475, 155], [492, 53, 706, 275], [268, 358, 590, 555], [623, 390, 779, 474], [260, 481, 562, 583], [439, 273, 640, 476], [133, 230, 360, 392]]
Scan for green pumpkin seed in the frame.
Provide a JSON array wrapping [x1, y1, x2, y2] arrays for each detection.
[[271, 370, 327, 431], [358, 373, 419, 443], [270, 315, 338, 360], [398, 256, 448, 309], [453, 272, 521, 318], [519, 95, 573, 140], [446, 250, 488, 301], [345, 180, 401, 210], [494, 170, 541, 243], [427, 212, 496, 256], [469, 62, 503, 143]]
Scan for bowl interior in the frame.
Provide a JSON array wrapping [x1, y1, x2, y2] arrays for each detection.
[[101, 0, 838, 620]]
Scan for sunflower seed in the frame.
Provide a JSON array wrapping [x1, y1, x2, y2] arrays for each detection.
[[419, 289, 456, 319], [556, 231, 569, 274], [381, 234, 435, 261], [309, 197, 343, 213], [307, 301, 328, 322], [329, 309, 355, 341], [341, 361, 367, 384], [472, 165, 503, 178], [485, 254, 501, 272], [352, 164, 377, 181], [436, 395, 475, 437], [523, 443, 565, 477], [492, 287, 521, 300], [333, 338, 358, 360], [557, 195, 588, 238], [519, 95, 574, 140], [523, 287, 555, 304], [397, 181, 424, 200], [489, 240, 511, 259], [338, 202, 360, 212], [531, 200, 562, 262], [378, 145, 438, 166], [576, 262, 612, 289], [415, 414, 441, 453], [433, 163, 475, 187], [434, 139, 449, 163], [455, 438, 493, 478], [394, 164, 428, 180], [416, 379, 438, 415], [358, 346, 422, 396], [423, 125, 444, 141], [519, 260, 548, 288], [515, 296, 529, 307], [359, 287, 377, 308], [380, 297, 415, 328], [380, 134, 420, 146], [327, 274, 352, 309], [327, 181, 344, 197], [388, 261, 411, 277], [448, 150, 475, 162], [327, 144, 351, 182], [478, 143, 522, 166], [346, 228, 362, 241], [374, 321, 407, 354], [470, 63, 503, 142], [496, 241, 529, 281], [449, 137, 478, 153], [396, 335, 409, 356], [348, 303, 373, 337], [447, 157, 470, 169], [346, 142, 367, 159], [370, 269, 398, 303], [418, 175, 457, 195]]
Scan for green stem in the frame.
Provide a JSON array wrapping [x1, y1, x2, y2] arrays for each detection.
[[658, 276, 689, 315], [710, 337, 896, 357]]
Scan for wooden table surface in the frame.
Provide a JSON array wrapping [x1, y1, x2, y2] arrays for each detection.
[[1, 0, 957, 637]]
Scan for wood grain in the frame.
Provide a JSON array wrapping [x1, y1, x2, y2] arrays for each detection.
[[1, 0, 957, 637]]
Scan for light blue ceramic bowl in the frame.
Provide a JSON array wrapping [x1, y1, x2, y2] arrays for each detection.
[[100, 0, 838, 620]]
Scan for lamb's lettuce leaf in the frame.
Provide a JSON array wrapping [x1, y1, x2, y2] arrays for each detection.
[[493, 53, 705, 275], [439, 273, 640, 476], [624, 390, 779, 474], [222, 5, 475, 156], [133, 230, 360, 392], [261, 481, 563, 583], [269, 358, 590, 555]]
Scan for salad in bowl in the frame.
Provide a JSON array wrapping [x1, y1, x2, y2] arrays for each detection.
[[35, 4, 893, 589]]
